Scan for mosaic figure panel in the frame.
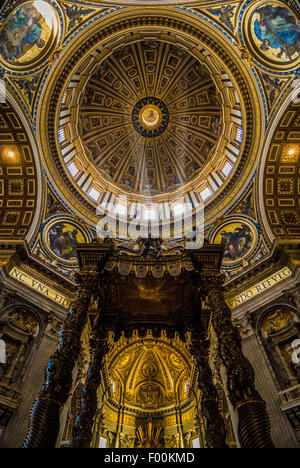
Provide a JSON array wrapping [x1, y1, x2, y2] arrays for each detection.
[[214, 222, 254, 262], [247, 2, 300, 68], [0, 1, 58, 65]]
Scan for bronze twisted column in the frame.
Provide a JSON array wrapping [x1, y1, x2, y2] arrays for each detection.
[[71, 325, 109, 448], [22, 272, 97, 448], [22, 241, 113, 448], [199, 273, 274, 449], [189, 329, 227, 448], [71, 271, 111, 449]]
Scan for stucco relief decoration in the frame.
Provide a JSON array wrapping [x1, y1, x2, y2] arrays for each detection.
[[142, 361, 158, 378], [116, 353, 132, 369], [169, 353, 184, 369], [1, 309, 40, 337], [261, 308, 299, 338]]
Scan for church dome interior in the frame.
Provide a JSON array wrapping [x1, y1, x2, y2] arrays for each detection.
[[71, 40, 225, 198]]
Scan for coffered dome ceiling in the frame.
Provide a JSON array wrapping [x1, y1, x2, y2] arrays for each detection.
[[263, 102, 300, 239], [76, 41, 223, 197], [38, 13, 262, 227]]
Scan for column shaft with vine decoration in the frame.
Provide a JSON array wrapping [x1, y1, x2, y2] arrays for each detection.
[[22, 272, 97, 448], [71, 325, 109, 449], [200, 273, 274, 449]]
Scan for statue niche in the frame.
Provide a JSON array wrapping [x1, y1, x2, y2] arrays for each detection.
[[0, 308, 40, 439], [260, 307, 300, 388]]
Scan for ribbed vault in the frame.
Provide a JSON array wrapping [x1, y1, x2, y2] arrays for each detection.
[[77, 41, 222, 196], [37, 11, 261, 225]]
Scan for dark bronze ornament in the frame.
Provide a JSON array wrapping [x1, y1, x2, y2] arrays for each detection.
[[22, 272, 98, 448], [189, 330, 228, 448], [197, 272, 274, 449]]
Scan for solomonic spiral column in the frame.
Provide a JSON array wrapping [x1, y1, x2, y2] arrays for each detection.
[[70, 278, 110, 451], [70, 325, 109, 448], [189, 329, 227, 448], [22, 241, 113, 449], [199, 273, 274, 449], [22, 272, 97, 448]]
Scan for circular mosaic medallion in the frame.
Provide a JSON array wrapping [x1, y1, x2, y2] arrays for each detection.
[[0, 1, 59, 68], [212, 221, 256, 264], [132, 97, 169, 138], [244, 1, 300, 70], [140, 105, 161, 128], [45, 220, 86, 263]]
